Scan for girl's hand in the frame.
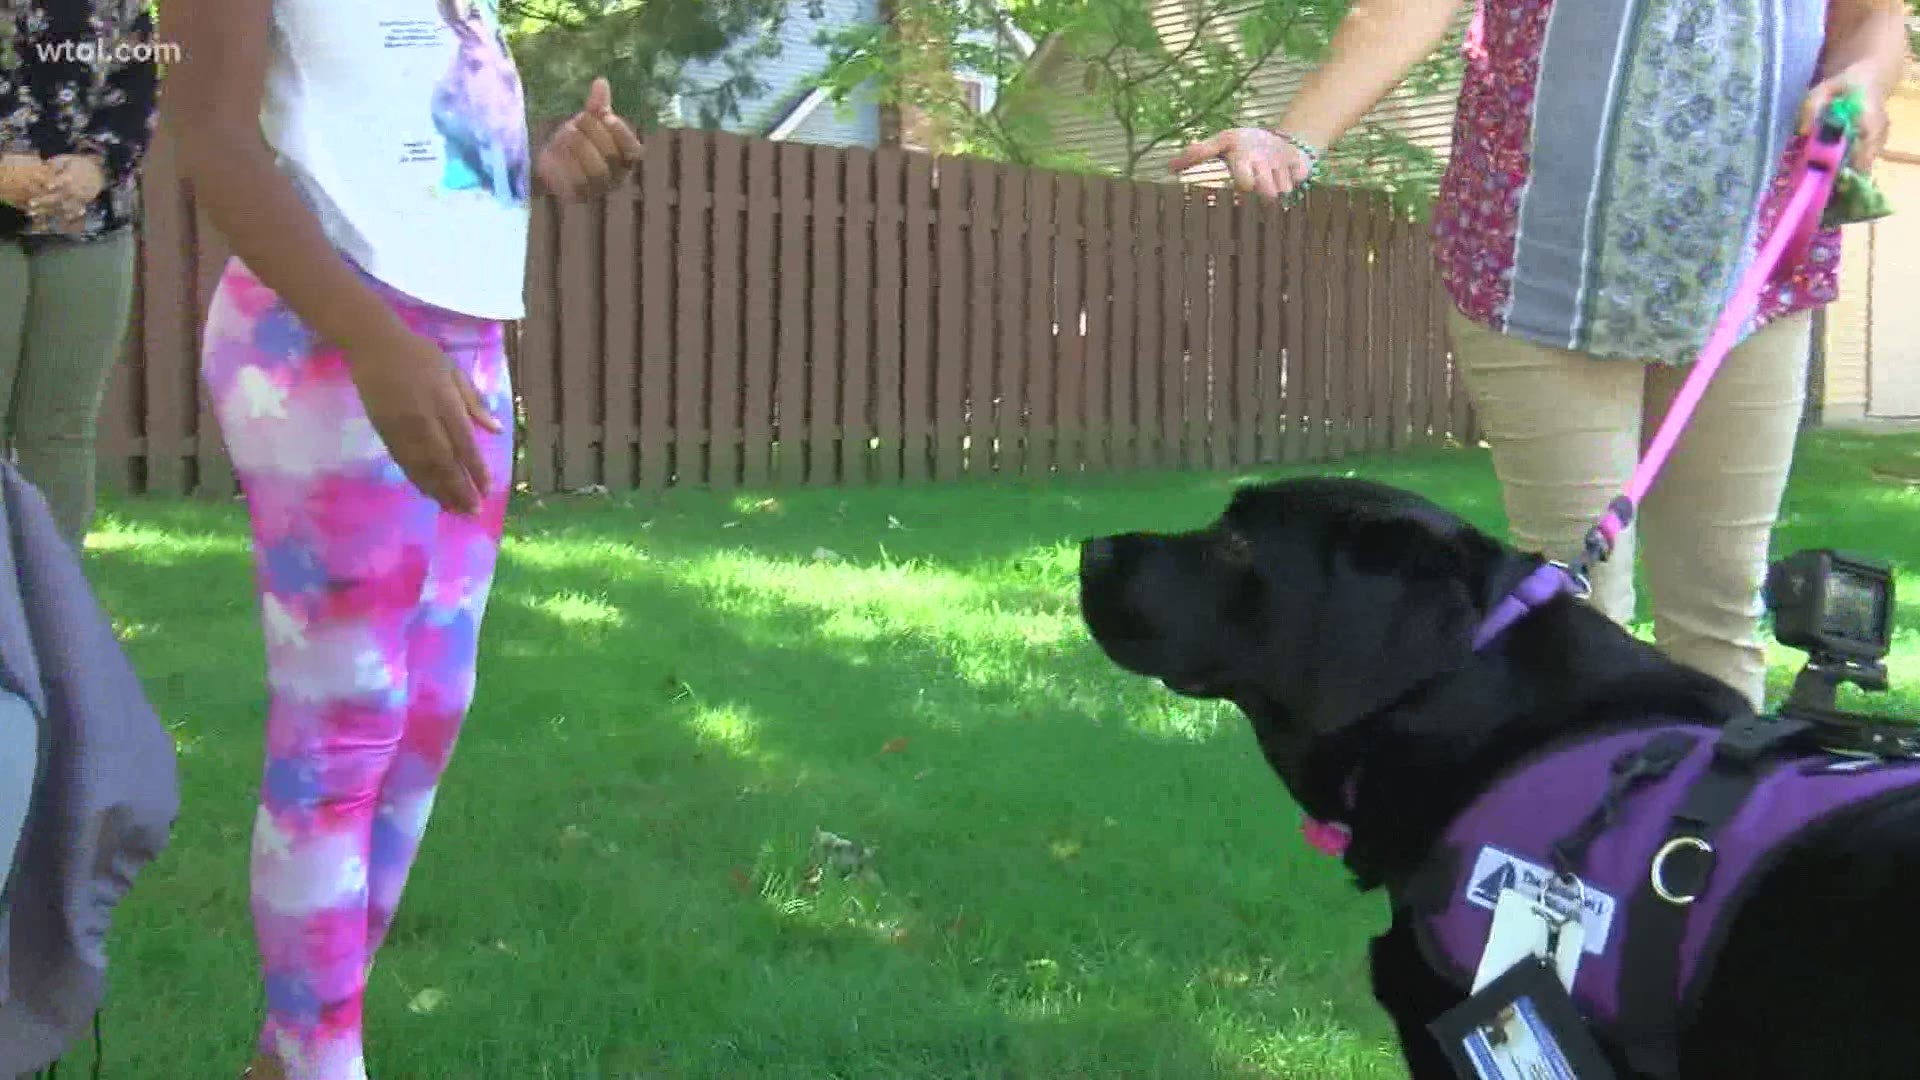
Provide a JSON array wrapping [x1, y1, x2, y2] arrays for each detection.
[[345, 325, 502, 515], [536, 77, 643, 202], [1167, 127, 1315, 201], [1800, 69, 1892, 172]]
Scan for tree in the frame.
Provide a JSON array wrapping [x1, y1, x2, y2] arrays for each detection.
[[816, 0, 1459, 207], [503, 0, 822, 126]]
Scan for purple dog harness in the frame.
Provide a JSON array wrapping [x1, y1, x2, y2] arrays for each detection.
[[1408, 718, 1920, 1074], [1292, 114, 1920, 1077]]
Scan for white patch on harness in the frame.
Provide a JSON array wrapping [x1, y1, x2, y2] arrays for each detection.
[[1465, 846, 1617, 955]]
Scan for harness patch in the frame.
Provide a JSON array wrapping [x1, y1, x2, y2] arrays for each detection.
[[1464, 846, 1617, 955]]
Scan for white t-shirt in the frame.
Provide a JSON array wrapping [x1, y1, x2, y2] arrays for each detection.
[[261, 0, 531, 320]]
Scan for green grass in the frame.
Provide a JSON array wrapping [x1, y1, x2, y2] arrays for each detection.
[[70, 431, 1920, 1079]]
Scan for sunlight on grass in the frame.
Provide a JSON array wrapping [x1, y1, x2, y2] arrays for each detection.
[[686, 703, 760, 756], [526, 590, 626, 629], [86, 520, 250, 562]]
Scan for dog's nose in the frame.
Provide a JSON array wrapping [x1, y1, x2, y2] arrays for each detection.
[[1080, 537, 1116, 576]]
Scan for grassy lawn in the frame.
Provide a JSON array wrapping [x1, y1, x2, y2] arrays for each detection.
[[70, 430, 1920, 1079]]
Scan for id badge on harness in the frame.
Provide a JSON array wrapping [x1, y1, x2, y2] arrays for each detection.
[[1430, 875, 1616, 1079]]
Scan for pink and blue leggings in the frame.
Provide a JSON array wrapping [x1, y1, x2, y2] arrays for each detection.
[[201, 259, 513, 1079]]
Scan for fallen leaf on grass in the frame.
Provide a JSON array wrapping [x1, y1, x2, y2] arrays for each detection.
[[812, 547, 844, 563], [878, 737, 909, 755], [559, 824, 589, 846], [887, 515, 905, 529], [727, 867, 755, 895], [407, 988, 446, 1015]]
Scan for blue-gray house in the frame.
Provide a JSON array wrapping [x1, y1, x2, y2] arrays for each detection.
[[669, 0, 1033, 150]]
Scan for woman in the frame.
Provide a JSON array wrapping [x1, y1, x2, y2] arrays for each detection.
[[0, 0, 158, 548], [161, 0, 639, 1075], [1171, 0, 1911, 710]]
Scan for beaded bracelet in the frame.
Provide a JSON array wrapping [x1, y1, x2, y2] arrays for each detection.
[[1272, 130, 1322, 204]]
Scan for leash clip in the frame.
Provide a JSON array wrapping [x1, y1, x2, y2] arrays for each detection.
[[1550, 560, 1592, 600]]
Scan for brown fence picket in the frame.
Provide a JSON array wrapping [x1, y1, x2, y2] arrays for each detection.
[[775, 142, 810, 485], [1181, 190, 1208, 469], [840, 147, 875, 486], [1107, 181, 1138, 470], [902, 154, 935, 481], [807, 145, 845, 485], [1080, 178, 1111, 473], [558, 198, 601, 490], [967, 160, 998, 477], [741, 139, 778, 486], [675, 133, 713, 486], [1055, 175, 1085, 474], [934, 158, 966, 480], [603, 186, 639, 488], [1206, 191, 1232, 471], [1257, 201, 1284, 462], [871, 148, 906, 484], [996, 163, 1028, 477], [1024, 169, 1056, 477], [1133, 186, 1162, 470], [707, 133, 747, 490], [637, 133, 674, 489], [1158, 185, 1186, 468]]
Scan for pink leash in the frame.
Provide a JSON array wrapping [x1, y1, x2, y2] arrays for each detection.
[[1300, 120, 1850, 861], [1586, 123, 1847, 556]]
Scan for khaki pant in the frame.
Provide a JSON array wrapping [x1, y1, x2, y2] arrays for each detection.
[[0, 232, 138, 548], [1447, 308, 1812, 710]]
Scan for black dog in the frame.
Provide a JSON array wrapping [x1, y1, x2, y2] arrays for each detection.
[[1078, 476, 1920, 1079]]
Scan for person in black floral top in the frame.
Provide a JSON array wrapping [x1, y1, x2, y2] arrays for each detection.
[[0, 0, 158, 548]]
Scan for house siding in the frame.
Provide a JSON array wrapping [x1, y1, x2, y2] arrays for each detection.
[[1821, 76, 1920, 421], [676, 0, 882, 144], [1018, 0, 1466, 184]]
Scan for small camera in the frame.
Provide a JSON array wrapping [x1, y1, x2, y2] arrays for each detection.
[[1764, 549, 1895, 666]]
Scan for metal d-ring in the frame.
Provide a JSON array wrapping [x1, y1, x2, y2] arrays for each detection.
[[1549, 560, 1593, 600], [1650, 836, 1713, 905]]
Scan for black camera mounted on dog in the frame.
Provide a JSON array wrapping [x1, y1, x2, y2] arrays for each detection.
[[1762, 549, 1915, 758]]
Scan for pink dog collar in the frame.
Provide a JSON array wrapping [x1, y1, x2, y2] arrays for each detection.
[[1301, 816, 1351, 857]]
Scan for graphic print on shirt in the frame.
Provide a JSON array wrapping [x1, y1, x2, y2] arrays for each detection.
[[431, 0, 530, 207]]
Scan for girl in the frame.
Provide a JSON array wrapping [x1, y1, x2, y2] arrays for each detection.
[[161, 2, 640, 1077], [1169, 0, 1910, 710]]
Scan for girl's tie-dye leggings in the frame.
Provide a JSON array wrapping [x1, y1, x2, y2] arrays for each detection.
[[201, 258, 514, 1080]]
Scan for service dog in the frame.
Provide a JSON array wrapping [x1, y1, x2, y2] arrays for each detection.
[[1077, 476, 1920, 1079]]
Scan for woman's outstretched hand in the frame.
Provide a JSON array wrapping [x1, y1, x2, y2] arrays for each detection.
[[1167, 128, 1314, 201]]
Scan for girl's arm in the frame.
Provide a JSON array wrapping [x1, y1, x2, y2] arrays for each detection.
[[159, 0, 415, 355]]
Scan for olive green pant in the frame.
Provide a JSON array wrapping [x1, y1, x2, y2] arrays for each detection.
[[1447, 308, 1812, 711], [0, 231, 137, 548]]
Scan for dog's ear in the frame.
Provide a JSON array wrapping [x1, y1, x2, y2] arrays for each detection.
[[1288, 508, 1488, 736]]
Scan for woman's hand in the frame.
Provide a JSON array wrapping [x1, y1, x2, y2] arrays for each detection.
[[345, 324, 503, 515], [1167, 128, 1316, 201], [0, 154, 49, 210], [536, 77, 643, 202], [21, 154, 105, 231], [1800, 69, 1893, 172]]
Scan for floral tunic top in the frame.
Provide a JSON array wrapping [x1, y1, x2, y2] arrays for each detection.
[[0, 0, 159, 242], [1430, 0, 1841, 365]]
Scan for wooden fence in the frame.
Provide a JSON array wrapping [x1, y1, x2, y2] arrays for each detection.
[[107, 129, 1475, 496]]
